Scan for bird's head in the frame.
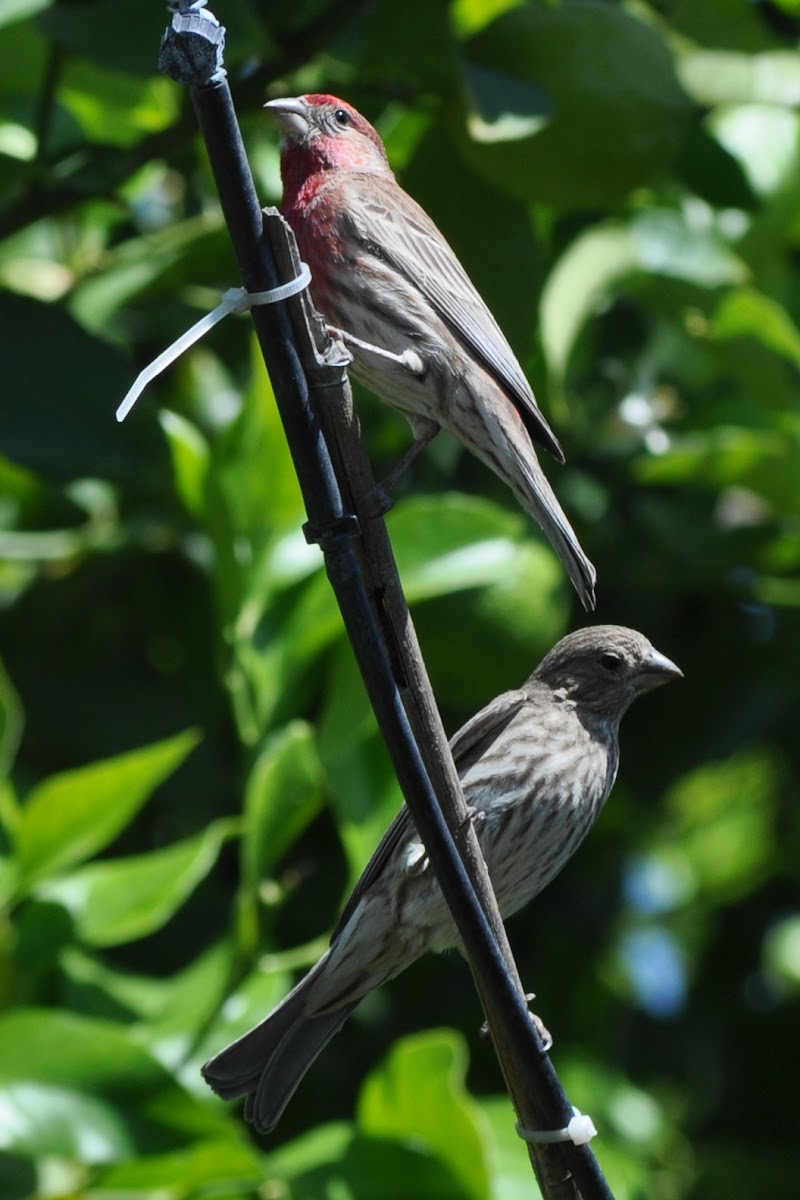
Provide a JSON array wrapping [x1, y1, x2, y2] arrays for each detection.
[[532, 625, 682, 722], [264, 94, 391, 179]]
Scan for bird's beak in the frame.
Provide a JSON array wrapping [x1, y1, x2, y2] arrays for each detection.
[[637, 647, 683, 691], [264, 96, 310, 141]]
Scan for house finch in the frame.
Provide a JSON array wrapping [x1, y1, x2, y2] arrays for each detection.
[[203, 625, 680, 1132], [264, 94, 597, 611]]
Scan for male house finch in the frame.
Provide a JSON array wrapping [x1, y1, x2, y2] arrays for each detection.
[[264, 94, 597, 611], [203, 625, 680, 1132]]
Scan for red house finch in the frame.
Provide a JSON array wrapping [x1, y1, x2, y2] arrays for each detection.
[[264, 94, 597, 611], [203, 625, 680, 1132]]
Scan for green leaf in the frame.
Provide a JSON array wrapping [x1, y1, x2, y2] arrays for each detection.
[[476, 1097, 537, 1200], [14, 728, 200, 890], [215, 336, 306, 544], [242, 721, 326, 888], [763, 915, 800, 993], [95, 1139, 264, 1192], [38, 818, 236, 947], [0, 1082, 132, 1161], [0, 0, 50, 27], [136, 941, 237, 1073], [709, 104, 800, 196], [268, 1122, 354, 1186], [712, 287, 800, 367], [358, 1030, 490, 1200], [346, 1134, 474, 1200], [662, 748, 782, 900], [0, 1008, 228, 1154], [319, 643, 404, 878], [68, 217, 228, 336], [0, 655, 22, 780], [390, 495, 566, 707], [59, 62, 178, 148], [452, 0, 525, 38], [389, 494, 558, 603], [629, 209, 747, 288], [541, 224, 640, 383], [60, 945, 177, 1022], [635, 427, 800, 513], [0, 1007, 168, 1093], [459, 1, 690, 206], [541, 211, 747, 382], [679, 50, 800, 107], [159, 409, 210, 519]]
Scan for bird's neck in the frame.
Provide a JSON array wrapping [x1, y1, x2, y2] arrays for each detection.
[[280, 140, 394, 210]]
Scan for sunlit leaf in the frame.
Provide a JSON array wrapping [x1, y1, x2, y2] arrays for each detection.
[[0, 0, 49, 27], [0, 1082, 132, 1161], [358, 1030, 490, 1200], [712, 287, 800, 366], [763, 914, 800, 993], [710, 104, 800, 195], [159, 409, 210, 519], [679, 51, 800, 108], [38, 818, 235, 946], [14, 729, 200, 890], [541, 224, 640, 382]]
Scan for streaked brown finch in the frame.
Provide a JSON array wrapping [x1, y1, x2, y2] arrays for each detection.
[[203, 625, 681, 1132]]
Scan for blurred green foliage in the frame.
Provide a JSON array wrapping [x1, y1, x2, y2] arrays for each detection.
[[1, 1, 799, 1197]]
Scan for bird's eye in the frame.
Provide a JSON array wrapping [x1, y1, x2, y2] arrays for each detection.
[[600, 652, 624, 673], [334, 108, 351, 127]]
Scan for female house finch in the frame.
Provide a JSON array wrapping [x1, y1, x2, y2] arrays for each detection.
[[203, 626, 680, 1132], [264, 94, 597, 611]]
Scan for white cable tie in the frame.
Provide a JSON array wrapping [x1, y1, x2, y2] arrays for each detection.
[[116, 262, 312, 423], [516, 1108, 598, 1147]]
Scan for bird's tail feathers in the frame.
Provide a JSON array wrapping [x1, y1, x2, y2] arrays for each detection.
[[201, 951, 353, 1124], [462, 404, 597, 610], [513, 447, 597, 611], [244, 1002, 359, 1133]]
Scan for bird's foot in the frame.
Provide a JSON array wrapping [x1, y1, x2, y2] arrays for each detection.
[[461, 805, 486, 834], [480, 994, 553, 1052]]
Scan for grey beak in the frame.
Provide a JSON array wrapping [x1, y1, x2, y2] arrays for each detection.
[[638, 647, 683, 690], [264, 96, 309, 140]]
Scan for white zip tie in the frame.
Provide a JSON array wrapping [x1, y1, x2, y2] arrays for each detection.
[[116, 263, 312, 423], [516, 1108, 598, 1146]]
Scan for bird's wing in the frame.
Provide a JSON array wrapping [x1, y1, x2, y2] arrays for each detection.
[[330, 688, 528, 941], [449, 687, 529, 771], [341, 172, 564, 462], [330, 805, 415, 940]]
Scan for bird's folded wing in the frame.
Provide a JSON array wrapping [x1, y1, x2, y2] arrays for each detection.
[[330, 688, 528, 941], [342, 173, 564, 461], [330, 805, 416, 940]]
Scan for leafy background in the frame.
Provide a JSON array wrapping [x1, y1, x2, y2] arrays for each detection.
[[1, 0, 799, 1197]]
